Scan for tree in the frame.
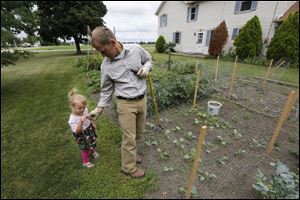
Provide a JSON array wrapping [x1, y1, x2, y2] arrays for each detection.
[[155, 35, 167, 53], [267, 12, 299, 67], [1, 1, 38, 46], [37, 1, 107, 54], [233, 16, 263, 59], [1, 1, 37, 66], [23, 35, 39, 45], [208, 20, 228, 57]]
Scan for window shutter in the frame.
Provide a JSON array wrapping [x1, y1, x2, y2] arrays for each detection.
[[231, 28, 238, 40], [179, 32, 181, 44], [165, 15, 167, 26], [173, 32, 175, 43], [234, 1, 241, 14], [251, 1, 258, 11], [160, 15, 162, 27], [195, 4, 199, 21], [205, 30, 211, 47], [187, 7, 190, 21]]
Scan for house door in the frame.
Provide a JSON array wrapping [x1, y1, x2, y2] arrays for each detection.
[[195, 32, 204, 54]]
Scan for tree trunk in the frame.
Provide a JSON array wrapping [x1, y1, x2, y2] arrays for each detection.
[[73, 36, 82, 54]]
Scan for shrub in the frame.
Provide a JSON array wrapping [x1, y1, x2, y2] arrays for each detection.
[[155, 35, 167, 53], [267, 12, 299, 67], [1, 50, 34, 67], [209, 20, 229, 57], [234, 16, 263, 59]]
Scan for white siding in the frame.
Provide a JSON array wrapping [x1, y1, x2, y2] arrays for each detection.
[[157, 1, 297, 55]]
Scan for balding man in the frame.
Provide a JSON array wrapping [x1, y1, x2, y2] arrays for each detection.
[[89, 26, 152, 178]]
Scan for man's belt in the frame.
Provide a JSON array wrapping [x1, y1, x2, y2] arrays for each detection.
[[117, 94, 145, 101]]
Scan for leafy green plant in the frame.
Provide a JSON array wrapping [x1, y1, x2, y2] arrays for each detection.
[[178, 185, 197, 197], [234, 149, 246, 156], [217, 156, 229, 165], [198, 170, 217, 182], [216, 135, 228, 146], [250, 138, 263, 148], [157, 148, 169, 160], [147, 65, 211, 116], [197, 111, 230, 129], [170, 61, 197, 75], [233, 129, 242, 139], [163, 166, 174, 172], [86, 70, 101, 93], [252, 162, 299, 199], [74, 55, 103, 71]]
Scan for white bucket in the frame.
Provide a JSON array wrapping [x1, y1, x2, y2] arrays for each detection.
[[207, 101, 222, 116]]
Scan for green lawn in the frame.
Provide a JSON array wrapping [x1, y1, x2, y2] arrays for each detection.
[[1, 52, 157, 198]]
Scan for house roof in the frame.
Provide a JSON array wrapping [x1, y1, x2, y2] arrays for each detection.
[[155, 1, 165, 15], [277, 2, 299, 22], [155, 1, 198, 15]]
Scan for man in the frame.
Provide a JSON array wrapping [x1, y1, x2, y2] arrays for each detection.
[[89, 26, 152, 178]]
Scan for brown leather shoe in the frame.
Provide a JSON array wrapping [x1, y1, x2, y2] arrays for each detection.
[[136, 154, 142, 164], [124, 168, 145, 178]]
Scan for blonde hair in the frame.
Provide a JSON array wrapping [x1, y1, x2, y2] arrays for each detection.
[[68, 88, 87, 113]]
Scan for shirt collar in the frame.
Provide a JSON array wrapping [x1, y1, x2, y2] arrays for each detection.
[[112, 42, 130, 61]]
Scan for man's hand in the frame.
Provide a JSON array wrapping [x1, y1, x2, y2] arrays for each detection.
[[89, 107, 103, 120], [137, 66, 149, 79]]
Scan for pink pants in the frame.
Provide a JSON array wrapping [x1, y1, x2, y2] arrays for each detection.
[[81, 148, 95, 163]]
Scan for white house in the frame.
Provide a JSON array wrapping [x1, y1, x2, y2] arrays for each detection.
[[155, 1, 297, 55]]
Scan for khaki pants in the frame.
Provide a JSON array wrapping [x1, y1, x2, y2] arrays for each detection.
[[117, 97, 147, 173]]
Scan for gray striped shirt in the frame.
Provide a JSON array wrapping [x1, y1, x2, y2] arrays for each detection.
[[97, 43, 153, 107]]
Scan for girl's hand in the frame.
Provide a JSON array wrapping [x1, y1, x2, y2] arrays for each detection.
[[80, 116, 87, 123]]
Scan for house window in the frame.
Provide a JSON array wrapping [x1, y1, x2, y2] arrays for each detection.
[[240, 1, 252, 11], [160, 14, 167, 27], [231, 28, 240, 40], [173, 32, 181, 44], [187, 4, 199, 22], [234, 1, 257, 14], [197, 33, 203, 44]]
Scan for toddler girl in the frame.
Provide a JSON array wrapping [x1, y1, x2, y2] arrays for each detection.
[[68, 88, 99, 169]]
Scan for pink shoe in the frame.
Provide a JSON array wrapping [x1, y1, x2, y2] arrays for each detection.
[[83, 162, 94, 169]]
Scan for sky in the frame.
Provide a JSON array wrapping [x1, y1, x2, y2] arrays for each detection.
[[17, 1, 162, 43], [102, 1, 161, 42]]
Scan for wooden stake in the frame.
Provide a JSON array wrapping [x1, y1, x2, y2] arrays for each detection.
[[195, 60, 198, 75], [215, 55, 219, 81], [227, 56, 238, 97], [148, 74, 160, 124], [282, 88, 299, 126], [262, 59, 273, 87], [270, 60, 285, 74], [185, 126, 207, 199], [192, 67, 201, 109], [267, 90, 297, 154]]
